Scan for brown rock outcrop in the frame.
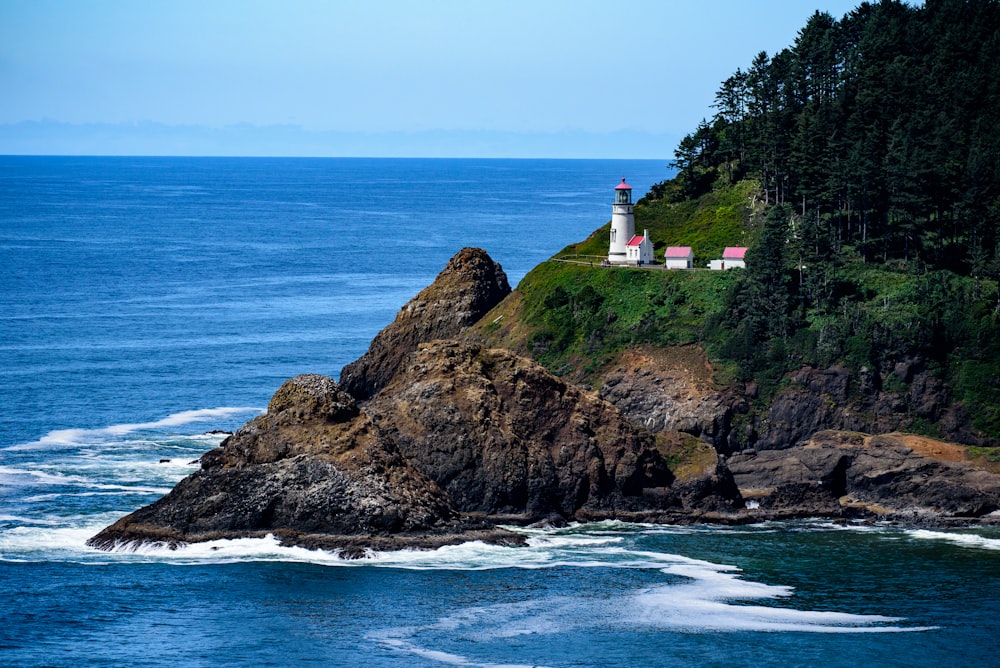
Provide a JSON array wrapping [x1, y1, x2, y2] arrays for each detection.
[[727, 430, 1000, 521], [751, 363, 987, 451], [367, 340, 727, 519], [88, 374, 515, 553], [89, 341, 742, 554], [598, 345, 743, 449], [340, 247, 510, 400]]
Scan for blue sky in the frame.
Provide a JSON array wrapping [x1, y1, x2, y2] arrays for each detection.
[[1, 0, 866, 158]]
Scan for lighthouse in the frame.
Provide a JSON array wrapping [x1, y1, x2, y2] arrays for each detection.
[[608, 177, 635, 265]]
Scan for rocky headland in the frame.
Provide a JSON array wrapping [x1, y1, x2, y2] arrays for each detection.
[[89, 248, 1000, 555]]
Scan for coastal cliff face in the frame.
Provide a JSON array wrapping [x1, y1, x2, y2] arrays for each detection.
[[598, 345, 742, 449], [340, 247, 510, 401], [88, 374, 488, 553], [90, 249, 739, 553], [596, 349, 985, 454], [748, 362, 984, 451], [367, 339, 735, 518]]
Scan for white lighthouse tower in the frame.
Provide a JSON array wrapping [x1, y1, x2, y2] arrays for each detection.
[[608, 177, 635, 265]]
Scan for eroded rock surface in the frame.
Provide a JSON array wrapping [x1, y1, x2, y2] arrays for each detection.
[[751, 363, 987, 450], [728, 430, 1000, 521], [89, 248, 1000, 556], [368, 340, 723, 519], [599, 345, 743, 449], [88, 374, 507, 553], [340, 247, 510, 401]]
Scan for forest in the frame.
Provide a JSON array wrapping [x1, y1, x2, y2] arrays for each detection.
[[659, 0, 1000, 278], [648, 0, 1000, 437]]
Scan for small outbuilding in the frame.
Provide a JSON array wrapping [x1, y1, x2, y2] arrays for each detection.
[[664, 246, 694, 270], [708, 246, 748, 270]]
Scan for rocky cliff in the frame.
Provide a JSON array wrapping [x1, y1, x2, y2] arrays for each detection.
[[598, 345, 742, 449], [340, 247, 510, 401], [90, 249, 739, 554], [747, 362, 985, 451], [367, 339, 738, 519], [88, 373, 515, 554]]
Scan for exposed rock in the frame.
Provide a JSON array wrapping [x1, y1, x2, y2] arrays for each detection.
[[598, 345, 744, 450], [340, 247, 511, 401], [89, 343, 743, 553], [653, 432, 743, 513], [88, 374, 521, 552], [750, 364, 985, 450], [728, 430, 1000, 521], [367, 340, 739, 519], [88, 245, 1000, 556]]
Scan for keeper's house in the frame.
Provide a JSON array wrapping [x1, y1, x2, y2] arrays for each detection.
[[626, 229, 654, 265]]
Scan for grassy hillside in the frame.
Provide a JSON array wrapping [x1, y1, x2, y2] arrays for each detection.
[[557, 180, 763, 267], [478, 177, 1000, 442], [479, 261, 740, 381]]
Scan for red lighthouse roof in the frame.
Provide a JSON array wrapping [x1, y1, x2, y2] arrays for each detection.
[[615, 177, 632, 190]]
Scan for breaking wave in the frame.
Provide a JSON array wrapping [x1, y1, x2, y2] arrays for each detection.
[[906, 528, 1000, 551], [5, 406, 263, 451]]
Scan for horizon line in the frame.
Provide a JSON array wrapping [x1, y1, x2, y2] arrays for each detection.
[[0, 153, 672, 161]]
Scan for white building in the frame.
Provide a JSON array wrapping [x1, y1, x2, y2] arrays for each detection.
[[664, 246, 694, 269], [708, 246, 748, 270], [626, 229, 654, 265], [607, 178, 635, 265]]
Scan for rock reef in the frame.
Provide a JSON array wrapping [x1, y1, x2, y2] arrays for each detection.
[[728, 430, 1000, 522]]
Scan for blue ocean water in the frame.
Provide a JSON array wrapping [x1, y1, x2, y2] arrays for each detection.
[[1, 156, 998, 668]]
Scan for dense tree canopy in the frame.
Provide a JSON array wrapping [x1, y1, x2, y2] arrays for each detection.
[[641, 0, 1000, 435], [665, 0, 1000, 275]]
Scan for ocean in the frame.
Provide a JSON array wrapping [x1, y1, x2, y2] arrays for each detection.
[[1, 156, 998, 668]]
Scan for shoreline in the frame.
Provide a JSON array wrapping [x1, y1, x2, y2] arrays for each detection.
[[88, 508, 1000, 560]]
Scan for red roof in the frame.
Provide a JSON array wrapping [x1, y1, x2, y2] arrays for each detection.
[[723, 246, 748, 260], [664, 246, 693, 258], [614, 177, 632, 190], [626, 234, 645, 247]]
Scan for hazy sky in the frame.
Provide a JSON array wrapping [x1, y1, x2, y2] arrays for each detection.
[[1, 0, 866, 157]]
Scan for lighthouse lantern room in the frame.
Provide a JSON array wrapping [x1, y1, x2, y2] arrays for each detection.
[[608, 178, 635, 265]]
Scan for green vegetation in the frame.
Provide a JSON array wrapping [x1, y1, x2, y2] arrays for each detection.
[[665, 0, 1000, 276], [563, 179, 761, 267], [487, 1, 1000, 442], [513, 260, 739, 379]]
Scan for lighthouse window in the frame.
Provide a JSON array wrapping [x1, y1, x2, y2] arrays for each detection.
[[610, 229, 616, 243]]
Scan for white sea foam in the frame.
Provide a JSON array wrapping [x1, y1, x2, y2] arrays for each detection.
[[629, 561, 933, 633], [373, 634, 541, 668], [0, 521, 121, 562], [5, 406, 263, 451], [365, 527, 933, 667], [0, 465, 172, 495], [906, 528, 1000, 551]]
